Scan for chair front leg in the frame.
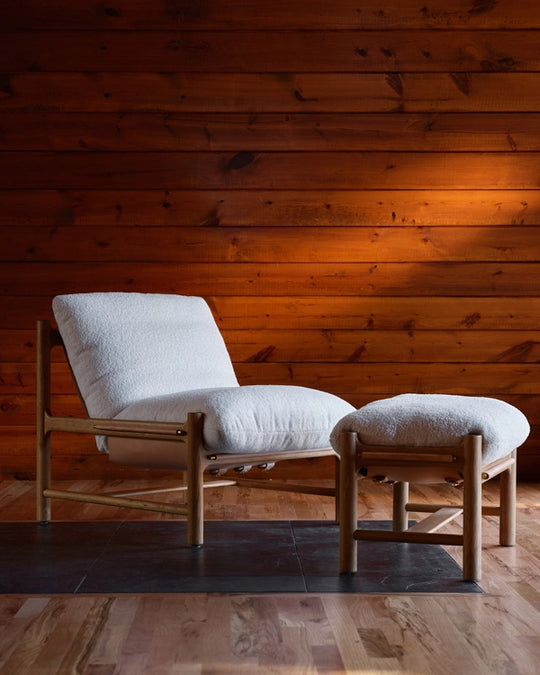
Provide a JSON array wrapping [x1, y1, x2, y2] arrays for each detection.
[[187, 412, 204, 547]]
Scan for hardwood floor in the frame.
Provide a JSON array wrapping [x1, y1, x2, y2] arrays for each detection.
[[1, 479, 539, 674]]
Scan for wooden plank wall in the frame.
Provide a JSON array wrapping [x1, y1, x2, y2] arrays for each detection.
[[1, 0, 539, 481]]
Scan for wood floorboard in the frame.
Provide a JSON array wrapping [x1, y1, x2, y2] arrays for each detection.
[[0, 479, 539, 674]]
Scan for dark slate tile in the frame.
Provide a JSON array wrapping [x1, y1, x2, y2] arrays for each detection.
[[292, 521, 461, 575], [0, 522, 120, 594], [82, 574, 306, 594], [291, 521, 482, 593], [78, 520, 303, 592], [0, 521, 482, 595], [304, 574, 481, 594], [201, 520, 296, 545]]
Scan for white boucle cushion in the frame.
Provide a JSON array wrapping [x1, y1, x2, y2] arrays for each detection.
[[52, 293, 239, 422], [330, 394, 530, 465], [113, 385, 356, 455]]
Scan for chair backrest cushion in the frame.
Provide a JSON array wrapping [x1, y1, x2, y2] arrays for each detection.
[[52, 293, 239, 419]]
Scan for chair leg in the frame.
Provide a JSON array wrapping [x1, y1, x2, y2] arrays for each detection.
[[499, 449, 517, 546], [339, 430, 358, 574], [462, 434, 483, 581], [187, 412, 204, 547], [392, 481, 409, 532], [36, 431, 51, 523], [36, 320, 52, 523]]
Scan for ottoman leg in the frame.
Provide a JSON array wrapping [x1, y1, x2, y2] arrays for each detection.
[[339, 430, 358, 574], [462, 434, 483, 581], [393, 481, 409, 532]]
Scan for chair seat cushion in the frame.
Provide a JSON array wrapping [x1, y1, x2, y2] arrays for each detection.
[[330, 394, 530, 465], [106, 385, 355, 468]]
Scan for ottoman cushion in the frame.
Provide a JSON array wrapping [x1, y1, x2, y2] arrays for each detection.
[[330, 394, 530, 465]]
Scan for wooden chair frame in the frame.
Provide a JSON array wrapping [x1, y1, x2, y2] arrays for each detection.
[[338, 431, 517, 581], [36, 319, 338, 545]]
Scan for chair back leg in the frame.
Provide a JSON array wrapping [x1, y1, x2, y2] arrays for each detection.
[[187, 412, 205, 547], [36, 320, 52, 523]]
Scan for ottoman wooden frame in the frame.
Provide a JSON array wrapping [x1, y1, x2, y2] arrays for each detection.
[[338, 432, 517, 581]]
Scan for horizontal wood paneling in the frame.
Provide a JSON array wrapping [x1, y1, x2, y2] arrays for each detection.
[[1, 0, 539, 481], [2, 152, 539, 189], [0, 263, 537, 296], [2, 73, 540, 113], [3, 1, 539, 30], [210, 296, 540, 330], [216, 330, 540, 363], [2, 114, 540, 152], [1, 190, 538, 226], [2, 31, 540, 72], [238, 363, 540, 395], [2, 226, 537, 262]]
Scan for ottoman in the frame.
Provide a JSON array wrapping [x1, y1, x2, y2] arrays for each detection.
[[331, 394, 530, 581]]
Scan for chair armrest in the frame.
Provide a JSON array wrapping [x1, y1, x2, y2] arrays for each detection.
[[44, 412, 188, 442]]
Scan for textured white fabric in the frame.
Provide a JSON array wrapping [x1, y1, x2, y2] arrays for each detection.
[[330, 394, 530, 464], [114, 385, 355, 454], [52, 293, 239, 431], [53, 292, 355, 459]]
